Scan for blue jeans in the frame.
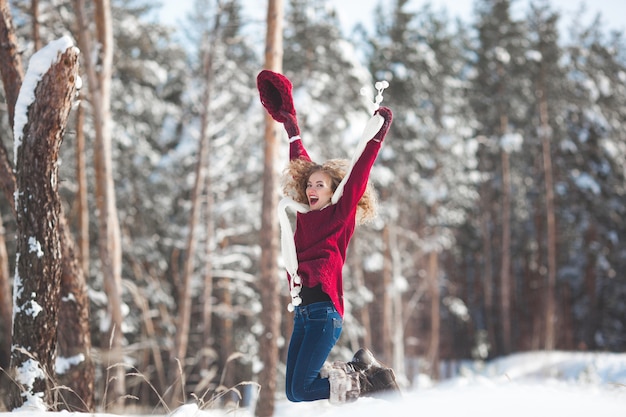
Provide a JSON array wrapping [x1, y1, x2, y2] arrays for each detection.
[[285, 301, 343, 402]]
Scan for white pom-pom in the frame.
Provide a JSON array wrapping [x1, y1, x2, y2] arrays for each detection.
[[288, 303, 294, 312], [293, 275, 301, 285], [291, 287, 301, 297], [362, 80, 390, 113], [292, 296, 302, 306], [374, 80, 389, 106]]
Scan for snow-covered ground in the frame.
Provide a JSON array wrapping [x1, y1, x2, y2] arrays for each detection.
[[3, 351, 626, 416]]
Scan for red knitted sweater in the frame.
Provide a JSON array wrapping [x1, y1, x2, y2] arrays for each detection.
[[289, 138, 383, 317]]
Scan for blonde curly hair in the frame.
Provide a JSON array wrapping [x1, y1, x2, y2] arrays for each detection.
[[281, 157, 378, 224]]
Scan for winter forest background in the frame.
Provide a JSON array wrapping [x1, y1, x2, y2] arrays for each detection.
[[0, 0, 625, 415]]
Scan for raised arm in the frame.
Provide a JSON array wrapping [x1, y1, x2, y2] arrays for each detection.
[[334, 106, 393, 212], [280, 111, 311, 161], [257, 70, 311, 162]]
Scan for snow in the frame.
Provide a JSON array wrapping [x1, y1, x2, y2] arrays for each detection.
[[12, 359, 47, 412], [55, 354, 86, 375], [13, 35, 77, 165], [2, 351, 625, 416], [28, 237, 44, 258]]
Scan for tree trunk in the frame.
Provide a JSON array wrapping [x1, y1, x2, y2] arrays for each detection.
[[0, 215, 11, 407], [256, 1, 283, 415], [0, 0, 24, 129], [75, 99, 90, 276], [381, 225, 394, 365], [57, 212, 95, 411], [0, 9, 22, 382], [426, 249, 440, 380], [538, 68, 558, 351], [0, 3, 95, 409], [387, 225, 405, 379], [9, 42, 79, 411], [0, 9, 22, 385], [498, 91, 512, 354], [169, 2, 224, 406], [31, 0, 41, 50], [480, 205, 495, 357], [73, 0, 125, 407], [202, 160, 215, 369]]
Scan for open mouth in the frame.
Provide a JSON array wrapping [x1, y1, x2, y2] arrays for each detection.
[[309, 196, 319, 206]]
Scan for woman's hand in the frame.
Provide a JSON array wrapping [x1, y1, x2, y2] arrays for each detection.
[[279, 110, 301, 138], [372, 107, 393, 142]]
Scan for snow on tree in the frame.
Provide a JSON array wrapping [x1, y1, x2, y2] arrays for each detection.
[[9, 36, 80, 411]]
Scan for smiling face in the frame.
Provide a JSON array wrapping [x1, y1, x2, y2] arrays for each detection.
[[306, 171, 334, 210]]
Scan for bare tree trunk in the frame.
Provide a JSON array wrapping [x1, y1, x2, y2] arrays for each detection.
[[202, 172, 215, 369], [0, 12, 22, 376], [1, 2, 94, 409], [582, 224, 598, 349], [381, 225, 394, 365], [57, 212, 95, 411], [0, 216, 11, 371], [217, 277, 234, 394], [31, 0, 41, 50], [169, 2, 224, 407], [538, 74, 557, 351], [75, 99, 90, 275], [347, 240, 371, 350], [426, 249, 440, 380], [9, 43, 79, 411], [0, 0, 23, 129], [480, 209, 495, 355], [0, 10, 25, 372], [388, 225, 405, 379], [498, 105, 512, 355], [256, 1, 283, 415], [73, 0, 124, 407]]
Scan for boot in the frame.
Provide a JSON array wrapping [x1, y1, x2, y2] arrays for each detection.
[[348, 348, 401, 398], [328, 361, 360, 404]]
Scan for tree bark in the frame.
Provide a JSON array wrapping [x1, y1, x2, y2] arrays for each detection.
[[426, 249, 440, 380], [0, 215, 11, 402], [9, 43, 79, 411], [256, 1, 283, 415], [31, 0, 41, 50], [381, 225, 394, 365], [538, 69, 557, 351], [56, 211, 95, 411], [73, 0, 125, 407], [0, 7, 22, 383], [0, 2, 94, 410], [498, 80, 512, 354], [75, 99, 90, 276], [168, 1, 223, 406], [0, 0, 23, 129]]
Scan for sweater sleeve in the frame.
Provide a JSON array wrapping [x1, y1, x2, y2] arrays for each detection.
[[289, 137, 312, 162], [336, 139, 381, 213]]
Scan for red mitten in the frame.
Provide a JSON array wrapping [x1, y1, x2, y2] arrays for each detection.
[[257, 70, 296, 123], [373, 106, 393, 142]]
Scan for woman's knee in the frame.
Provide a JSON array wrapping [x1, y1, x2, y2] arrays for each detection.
[[286, 385, 302, 402]]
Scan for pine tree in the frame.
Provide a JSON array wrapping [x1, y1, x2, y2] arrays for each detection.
[[559, 11, 626, 351], [470, 0, 530, 356], [363, 0, 478, 376]]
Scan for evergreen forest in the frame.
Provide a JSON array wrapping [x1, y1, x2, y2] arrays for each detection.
[[0, 0, 625, 414]]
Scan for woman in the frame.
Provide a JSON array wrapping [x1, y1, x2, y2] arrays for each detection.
[[257, 70, 398, 404]]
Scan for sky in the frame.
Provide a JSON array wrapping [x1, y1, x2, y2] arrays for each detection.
[[158, 0, 626, 36], [3, 351, 626, 416]]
